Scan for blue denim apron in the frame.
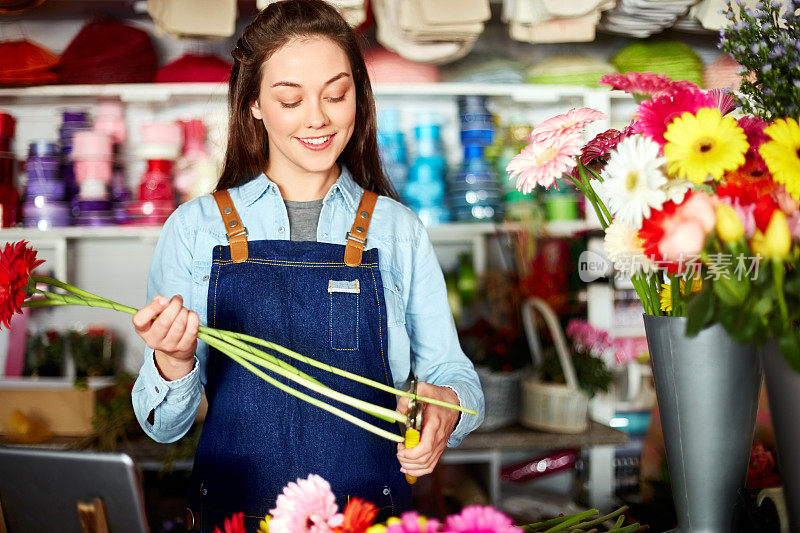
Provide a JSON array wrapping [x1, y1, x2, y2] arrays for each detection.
[[189, 192, 411, 531]]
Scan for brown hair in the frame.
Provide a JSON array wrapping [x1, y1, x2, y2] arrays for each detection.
[[217, 0, 398, 200]]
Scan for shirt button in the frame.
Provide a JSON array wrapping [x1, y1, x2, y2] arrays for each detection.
[[395, 285, 400, 291], [323, 233, 329, 238], [383, 487, 391, 496], [278, 227, 285, 233], [202, 275, 209, 281]]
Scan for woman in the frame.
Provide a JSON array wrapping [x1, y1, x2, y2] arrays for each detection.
[[131, 1, 484, 529]]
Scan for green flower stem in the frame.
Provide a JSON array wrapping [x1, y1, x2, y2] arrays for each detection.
[[29, 290, 138, 315], [613, 516, 625, 529], [33, 276, 106, 302], [215, 327, 477, 416], [196, 331, 404, 425], [572, 506, 629, 529], [543, 510, 599, 532], [670, 275, 680, 317], [630, 273, 654, 315], [578, 164, 612, 226], [773, 259, 789, 323], [202, 334, 403, 443], [584, 166, 604, 183], [607, 524, 642, 533], [522, 515, 573, 531], [566, 174, 608, 230]]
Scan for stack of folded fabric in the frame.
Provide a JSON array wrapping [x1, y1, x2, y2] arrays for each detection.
[[59, 18, 157, 84], [147, 0, 237, 39], [611, 40, 704, 86], [364, 47, 440, 83], [599, 0, 700, 37], [258, 0, 367, 28], [0, 39, 58, 86], [690, 0, 758, 30], [372, 0, 490, 64], [155, 54, 232, 83], [503, 0, 615, 43], [442, 54, 528, 84], [527, 54, 616, 86]]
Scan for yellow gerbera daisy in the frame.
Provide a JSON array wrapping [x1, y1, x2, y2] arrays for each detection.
[[663, 107, 748, 184], [760, 117, 800, 200], [659, 277, 703, 312]]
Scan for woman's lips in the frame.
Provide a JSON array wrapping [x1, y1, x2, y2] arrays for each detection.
[[296, 133, 335, 151]]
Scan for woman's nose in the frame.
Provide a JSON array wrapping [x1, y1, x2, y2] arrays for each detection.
[[305, 100, 329, 129]]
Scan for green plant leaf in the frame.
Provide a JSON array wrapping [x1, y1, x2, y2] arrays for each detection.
[[686, 283, 714, 337]]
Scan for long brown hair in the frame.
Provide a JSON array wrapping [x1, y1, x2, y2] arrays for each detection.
[[217, 0, 398, 200]]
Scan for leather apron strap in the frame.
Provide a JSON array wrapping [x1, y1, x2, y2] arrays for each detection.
[[212, 190, 249, 263], [344, 190, 378, 267]]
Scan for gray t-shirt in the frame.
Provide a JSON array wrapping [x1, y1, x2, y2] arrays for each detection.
[[284, 198, 324, 241]]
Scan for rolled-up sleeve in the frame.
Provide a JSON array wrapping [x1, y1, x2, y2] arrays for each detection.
[[405, 223, 485, 447], [132, 207, 205, 443]]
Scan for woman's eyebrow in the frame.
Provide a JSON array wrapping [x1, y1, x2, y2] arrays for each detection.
[[271, 72, 350, 88]]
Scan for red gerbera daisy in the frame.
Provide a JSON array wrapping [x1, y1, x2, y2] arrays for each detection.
[[213, 512, 246, 533], [753, 195, 780, 233], [337, 498, 378, 533], [0, 241, 44, 329], [634, 88, 715, 147]]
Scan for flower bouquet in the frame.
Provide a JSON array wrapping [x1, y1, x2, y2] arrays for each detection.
[[211, 473, 643, 533], [503, 4, 798, 529], [0, 241, 475, 442]]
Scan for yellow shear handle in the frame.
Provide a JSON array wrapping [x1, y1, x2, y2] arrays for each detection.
[[404, 428, 420, 484]]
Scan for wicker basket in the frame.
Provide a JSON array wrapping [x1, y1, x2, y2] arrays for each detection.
[[519, 297, 589, 434], [474, 366, 522, 432]]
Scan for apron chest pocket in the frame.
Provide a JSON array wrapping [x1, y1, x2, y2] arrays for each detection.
[[329, 280, 360, 350]]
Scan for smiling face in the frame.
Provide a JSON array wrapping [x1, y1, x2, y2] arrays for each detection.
[[249, 36, 356, 185]]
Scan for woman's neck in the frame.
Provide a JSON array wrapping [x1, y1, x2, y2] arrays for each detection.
[[266, 164, 340, 201]]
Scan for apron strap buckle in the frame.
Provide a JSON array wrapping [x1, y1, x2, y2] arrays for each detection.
[[344, 190, 378, 267]]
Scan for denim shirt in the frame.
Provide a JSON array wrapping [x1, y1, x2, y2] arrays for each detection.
[[132, 168, 485, 446]]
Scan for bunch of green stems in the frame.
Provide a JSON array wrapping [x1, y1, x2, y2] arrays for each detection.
[[24, 277, 476, 443]]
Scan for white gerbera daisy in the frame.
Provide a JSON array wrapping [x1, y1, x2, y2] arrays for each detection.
[[596, 135, 668, 229], [663, 177, 692, 204], [604, 219, 653, 274]]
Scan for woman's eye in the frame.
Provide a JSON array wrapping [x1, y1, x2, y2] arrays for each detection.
[[280, 101, 301, 108], [326, 95, 346, 103]]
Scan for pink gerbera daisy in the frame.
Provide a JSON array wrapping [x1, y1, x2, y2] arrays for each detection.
[[634, 88, 715, 148], [442, 505, 521, 533], [385, 511, 441, 533], [268, 475, 343, 533], [530, 107, 606, 143], [506, 137, 581, 192], [600, 72, 700, 100], [707, 88, 737, 115]]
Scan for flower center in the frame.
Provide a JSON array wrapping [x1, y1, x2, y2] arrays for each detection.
[[796, 148, 800, 160], [626, 171, 640, 191], [536, 147, 557, 165], [695, 137, 716, 154]]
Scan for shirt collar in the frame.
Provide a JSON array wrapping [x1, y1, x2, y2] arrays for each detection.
[[236, 167, 363, 212]]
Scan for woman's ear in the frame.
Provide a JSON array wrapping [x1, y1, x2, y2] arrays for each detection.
[[250, 99, 263, 121]]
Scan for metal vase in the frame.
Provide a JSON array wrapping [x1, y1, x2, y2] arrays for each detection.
[[760, 340, 800, 531], [643, 315, 762, 533]]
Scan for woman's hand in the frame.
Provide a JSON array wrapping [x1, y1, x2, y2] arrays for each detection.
[[395, 382, 460, 478], [132, 294, 199, 381]]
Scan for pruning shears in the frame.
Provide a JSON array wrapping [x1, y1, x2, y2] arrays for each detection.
[[404, 375, 423, 485]]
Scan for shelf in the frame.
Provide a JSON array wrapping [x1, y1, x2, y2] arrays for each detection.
[[455, 421, 627, 451], [0, 82, 629, 104], [1, 220, 597, 242], [0, 226, 162, 240], [0, 377, 114, 389]]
